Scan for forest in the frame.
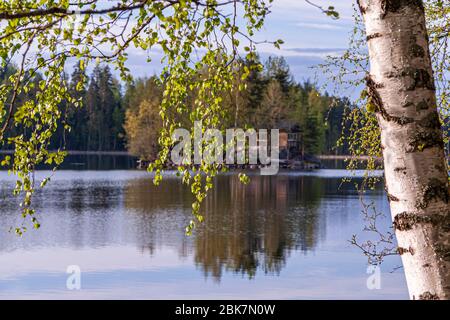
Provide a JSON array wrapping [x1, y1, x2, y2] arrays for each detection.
[[1, 56, 350, 160]]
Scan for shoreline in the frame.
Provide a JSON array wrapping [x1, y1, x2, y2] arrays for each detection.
[[0, 150, 382, 159], [0, 150, 133, 156], [317, 155, 382, 161], [0, 151, 447, 161]]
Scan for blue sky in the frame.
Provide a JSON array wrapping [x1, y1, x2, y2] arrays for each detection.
[[124, 0, 356, 88], [255, 0, 355, 82]]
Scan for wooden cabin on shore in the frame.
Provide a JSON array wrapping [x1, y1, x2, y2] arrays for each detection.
[[137, 125, 321, 170]]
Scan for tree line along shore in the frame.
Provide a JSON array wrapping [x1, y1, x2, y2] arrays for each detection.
[[1, 56, 361, 164]]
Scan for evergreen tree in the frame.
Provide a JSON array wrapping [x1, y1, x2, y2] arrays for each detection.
[[265, 56, 292, 93], [86, 65, 101, 150], [7, 57, 347, 157], [66, 61, 88, 150], [242, 56, 267, 128]]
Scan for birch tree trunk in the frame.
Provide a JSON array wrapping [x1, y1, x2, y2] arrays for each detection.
[[357, 0, 450, 299]]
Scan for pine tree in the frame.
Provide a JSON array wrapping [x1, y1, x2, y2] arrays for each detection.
[[66, 61, 88, 150], [265, 56, 292, 93]]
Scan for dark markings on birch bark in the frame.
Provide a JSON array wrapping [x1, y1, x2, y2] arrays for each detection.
[[394, 166, 407, 173], [366, 75, 415, 124], [407, 129, 444, 152], [381, 0, 424, 18], [415, 100, 430, 111], [435, 244, 450, 261], [393, 211, 450, 231], [410, 43, 425, 58], [418, 111, 441, 129], [418, 291, 440, 300], [385, 68, 435, 91], [416, 178, 449, 209], [402, 101, 414, 108], [357, 0, 367, 14], [405, 69, 435, 91], [402, 99, 431, 110], [359, 0, 424, 19], [397, 246, 415, 255], [387, 193, 400, 202], [367, 33, 382, 41], [407, 112, 444, 152]]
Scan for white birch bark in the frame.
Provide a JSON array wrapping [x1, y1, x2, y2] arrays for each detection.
[[358, 0, 450, 299]]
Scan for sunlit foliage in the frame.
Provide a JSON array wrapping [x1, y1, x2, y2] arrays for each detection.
[[0, 0, 278, 234]]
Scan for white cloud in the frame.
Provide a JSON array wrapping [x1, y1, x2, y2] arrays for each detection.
[[295, 22, 346, 30]]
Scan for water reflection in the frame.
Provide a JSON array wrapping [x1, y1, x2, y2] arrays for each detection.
[[0, 172, 372, 278], [123, 174, 358, 279], [0, 170, 406, 299], [196, 176, 324, 279], [38, 154, 137, 170]]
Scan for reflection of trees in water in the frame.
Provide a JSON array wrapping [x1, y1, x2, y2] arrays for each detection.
[[58, 155, 136, 170], [124, 174, 327, 281], [124, 177, 193, 257], [0, 179, 125, 250], [194, 175, 325, 280]]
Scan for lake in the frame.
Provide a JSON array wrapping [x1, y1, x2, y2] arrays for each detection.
[[0, 158, 408, 299]]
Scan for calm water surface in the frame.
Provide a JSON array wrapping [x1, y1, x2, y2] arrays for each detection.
[[0, 167, 408, 299]]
